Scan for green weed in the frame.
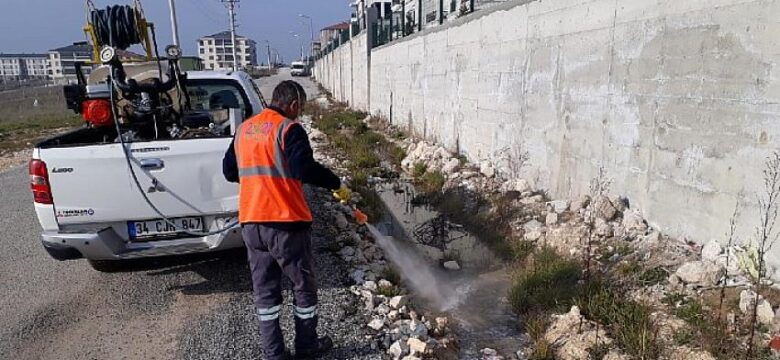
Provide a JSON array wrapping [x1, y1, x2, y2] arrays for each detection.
[[510, 246, 581, 315]]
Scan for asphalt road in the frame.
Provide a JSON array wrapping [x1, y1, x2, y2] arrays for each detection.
[[0, 72, 381, 359]]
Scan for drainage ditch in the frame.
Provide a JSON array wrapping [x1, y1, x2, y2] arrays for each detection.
[[369, 180, 525, 358]]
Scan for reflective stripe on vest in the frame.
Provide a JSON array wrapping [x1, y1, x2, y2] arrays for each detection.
[[235, 110, 312, 223]]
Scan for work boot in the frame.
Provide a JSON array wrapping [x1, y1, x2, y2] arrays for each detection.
[[295, 335, 333, 359]]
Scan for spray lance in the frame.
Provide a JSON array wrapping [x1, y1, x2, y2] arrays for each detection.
[[333, 185, 369, 225]]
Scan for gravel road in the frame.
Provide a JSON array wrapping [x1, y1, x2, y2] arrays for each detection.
[[0, 73, 384, 359]]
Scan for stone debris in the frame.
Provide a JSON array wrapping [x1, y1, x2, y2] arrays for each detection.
[[701, 241, 722, 262], [443, 260, 461, 271], [407, 337, 428, 355], [544, 306, 614, 360], [389, 296, 407, 309], [368, 318, 386, 330], [674, 260, 725, 287], [739, 289, 775, 325], [546, 200, 570, 214], [592, 195, 618, 221], [545, 212, 559, 226], [480, 347, 504, 360]]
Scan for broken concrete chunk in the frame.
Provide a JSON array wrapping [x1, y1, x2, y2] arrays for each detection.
[[621, 209, 647, 233], [442, 158, 460, 174], [407, 337, 428, 355], [674, 261, 725, 287], [389, 295, 408, 309], [388, 340, 409, 359], [363, 280, 378, 292], [701, 241, 723, 262], [592, 195, 618, 221], [739, 289, 775, 325], [479, 162, 496, 178], [547, 200, 570, 214], [546, 212, 559, 226], [443, 260, 461, 271], [368, 318, 385, 330]]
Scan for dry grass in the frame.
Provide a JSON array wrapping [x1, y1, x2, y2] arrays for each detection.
[[0, 86, 80, 154]]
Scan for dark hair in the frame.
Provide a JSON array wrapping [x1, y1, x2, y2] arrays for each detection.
[[271, 80, 307, 108]]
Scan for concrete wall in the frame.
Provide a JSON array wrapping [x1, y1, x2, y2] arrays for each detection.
[[313, 32, 370, 111], [315, 0, 780, 272]]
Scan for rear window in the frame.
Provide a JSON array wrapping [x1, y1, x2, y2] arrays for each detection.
[[292, 64, 305, 69], [187, 79, 253, 119]]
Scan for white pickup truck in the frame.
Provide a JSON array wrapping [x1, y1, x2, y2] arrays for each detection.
[[30, 71, 263, 271]]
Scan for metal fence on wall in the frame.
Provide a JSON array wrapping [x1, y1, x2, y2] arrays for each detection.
[[315, 0, 514, 60]]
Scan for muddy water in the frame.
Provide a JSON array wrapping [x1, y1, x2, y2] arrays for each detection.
[[368, 182, 525, 359]]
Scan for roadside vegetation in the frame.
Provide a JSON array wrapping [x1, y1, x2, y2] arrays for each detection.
[[0, 86, 81, 154]]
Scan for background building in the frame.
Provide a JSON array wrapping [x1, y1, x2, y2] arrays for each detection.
[[319, 22, 351, 49], [197, 31, 257, 71], [48, 42, 93, 84], [0, 54, 49, 81]]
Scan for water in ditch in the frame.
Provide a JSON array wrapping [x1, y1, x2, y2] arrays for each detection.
[[366, 181, 526, 359]]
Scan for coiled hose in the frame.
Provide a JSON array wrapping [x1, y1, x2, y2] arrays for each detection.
[[90, 5, 143, 50]]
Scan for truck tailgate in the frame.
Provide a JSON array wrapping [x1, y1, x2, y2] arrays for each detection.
[[39, 138, 237, 226]]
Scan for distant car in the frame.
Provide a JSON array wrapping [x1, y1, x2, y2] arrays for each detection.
[[290, 62, 309, 77]]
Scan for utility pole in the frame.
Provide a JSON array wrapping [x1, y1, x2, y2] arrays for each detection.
[[167, 0, 181, 47], [266, 42, 272, 71], [223, 0, 240, 71]]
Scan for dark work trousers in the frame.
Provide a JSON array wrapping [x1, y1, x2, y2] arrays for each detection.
[[242, 223, 319, 359]]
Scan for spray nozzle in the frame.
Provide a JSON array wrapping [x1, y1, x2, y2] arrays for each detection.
[[354, 208, 368, 225]]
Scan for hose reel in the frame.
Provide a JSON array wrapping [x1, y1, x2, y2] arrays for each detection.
[[84, 0, 154, 63]]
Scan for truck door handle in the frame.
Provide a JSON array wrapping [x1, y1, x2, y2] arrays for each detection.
[[139, 158, 165, 170]]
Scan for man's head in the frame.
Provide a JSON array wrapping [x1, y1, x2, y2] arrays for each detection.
[[270, 80, 307, 119]]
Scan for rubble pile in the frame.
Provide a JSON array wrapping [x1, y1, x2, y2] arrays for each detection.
[[394, 134, 780, 357]]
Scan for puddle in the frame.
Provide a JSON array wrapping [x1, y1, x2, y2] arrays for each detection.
[[368, 181, 525, 359]]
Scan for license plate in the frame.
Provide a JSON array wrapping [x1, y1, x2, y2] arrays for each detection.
[[128, 217, 203, 240]]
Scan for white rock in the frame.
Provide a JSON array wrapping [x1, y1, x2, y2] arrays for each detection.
[[401, 356, 422, 360], [388, 310, 400, 321], [378, 279, 393, 288], [545, 212, 559, 226], [388, 340, 409, 359], [593, 195, 618, 221], [442, 158, 461, 174], [368, 318, 385, 330], [407, 338, 428, 355], [547, 200, 570, 214], [363, 280, 378, 291], [389, 295, 408, 309], [594, 218, 613, 237], [622, 209, 648, 233], [675, 261, 725, 287], [525, 230, 543, 241], [505, 179, 530, 193], [739, 289, 775, 325], [480, 162, 496, 178], [481, 348, 504, 359], [570, 195, 591, 212], [701, 241, 723, 262], [443, 260, 461, 271], [520, 195, 544, 205], [523, 220, 543, 232]]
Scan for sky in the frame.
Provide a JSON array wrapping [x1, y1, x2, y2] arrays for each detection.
[[0, 0, 353, 64]]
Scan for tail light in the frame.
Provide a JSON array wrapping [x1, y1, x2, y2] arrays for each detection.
[[29, 159, 53, 205], [81, 99, 113, 127]]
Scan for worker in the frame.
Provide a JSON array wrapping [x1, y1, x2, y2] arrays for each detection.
[[222, 80, 352, 359]]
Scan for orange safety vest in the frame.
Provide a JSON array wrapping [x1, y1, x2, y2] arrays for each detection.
[[235, 109, 313, 224]]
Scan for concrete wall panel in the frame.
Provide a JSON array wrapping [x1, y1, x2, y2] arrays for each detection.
[[314, 0, 780, 275]]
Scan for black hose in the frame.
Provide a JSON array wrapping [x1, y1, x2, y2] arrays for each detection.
[[91, 5, 143, 50]]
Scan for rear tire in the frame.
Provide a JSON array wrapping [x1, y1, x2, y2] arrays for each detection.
[[87, 259, 124, 273]]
